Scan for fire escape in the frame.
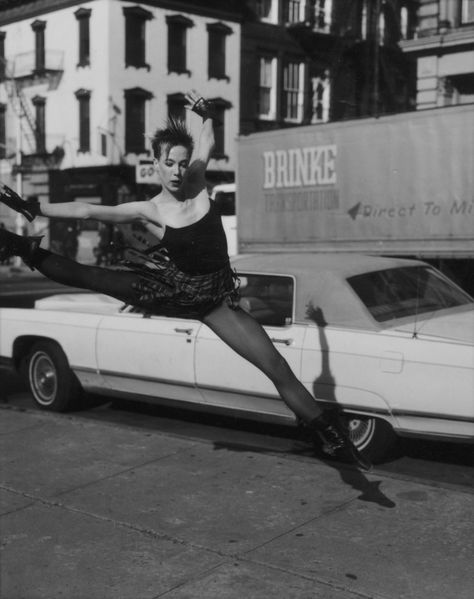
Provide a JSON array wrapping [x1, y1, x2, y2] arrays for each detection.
[[0, 44, 64, 174], [1, 57, 40, 158], [286, 0, 417, 121]]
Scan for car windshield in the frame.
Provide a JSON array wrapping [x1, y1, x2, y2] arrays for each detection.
[[347, 266, 473, 323]]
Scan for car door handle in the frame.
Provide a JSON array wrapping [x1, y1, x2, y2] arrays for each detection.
[[271, 337, 293, 346], [174, 327, 194, 335]]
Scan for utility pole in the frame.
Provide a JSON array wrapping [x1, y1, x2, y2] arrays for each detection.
[[14, 113, 23, 267], [373, 0, 381, 117]]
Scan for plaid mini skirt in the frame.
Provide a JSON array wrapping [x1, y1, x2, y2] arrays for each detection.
[[121, 246, 240, 319]]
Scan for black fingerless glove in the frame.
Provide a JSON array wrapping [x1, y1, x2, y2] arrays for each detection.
[[191, 97, 222, 125]]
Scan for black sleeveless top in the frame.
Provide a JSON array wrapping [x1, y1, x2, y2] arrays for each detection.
[[161, 201, 230, 275]]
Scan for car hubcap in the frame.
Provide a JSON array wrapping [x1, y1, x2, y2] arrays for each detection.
[[29, 351, 57, 406], [345, 416, 376, 451]]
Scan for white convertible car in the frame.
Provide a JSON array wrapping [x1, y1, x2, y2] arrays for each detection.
[[0, 253, 473, 462]]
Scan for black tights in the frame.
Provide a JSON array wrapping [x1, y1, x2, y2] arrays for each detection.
[[32, 249, 323, 423], [32, 249, 142, 306]]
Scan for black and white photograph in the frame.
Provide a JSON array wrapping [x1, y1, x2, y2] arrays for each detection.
[[0, 1, 473, 598]]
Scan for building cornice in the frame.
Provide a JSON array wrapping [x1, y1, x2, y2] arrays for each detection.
[[132, 0, 242, 22], [0, 0, 243, 27], [400, 28, 474, 54], [0, 0, 85, 26]]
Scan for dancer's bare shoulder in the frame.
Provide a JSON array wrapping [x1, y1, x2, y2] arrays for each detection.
[[149, 190, 209, 228]]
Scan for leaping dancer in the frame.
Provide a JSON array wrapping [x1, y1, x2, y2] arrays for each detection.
[[0, 91, 371, 471]]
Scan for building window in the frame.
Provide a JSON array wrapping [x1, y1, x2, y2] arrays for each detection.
[[361, 0, 368, 39], [32, 95, 46, 153], [166, 15, 193, 75], [209, 98, 231, 159], [100, 132, 107, 157], [283, 0, 304, 24], [282, 61, 305, 122], [0, 32, 6, 81], [258, 56, 277, 119], [75, 8, 91, 67], [311, 71, 330, 123], [124, 87, 152, 154], [207, 22, 232, 80], [400, 2, 417, 39], [75, 89, 91, 153], [0, 103, 6, 159], [256, 0, 277, 23], [31, 20, 46, 72], [314, 0, 332, 32], [461, 0, 474, 23], [167, 93, 186, 122], [123, 6, 152, 69]]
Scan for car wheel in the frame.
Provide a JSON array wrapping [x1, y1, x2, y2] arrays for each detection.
[[23, 340, 83, 412], [344, 414, 398, 463]]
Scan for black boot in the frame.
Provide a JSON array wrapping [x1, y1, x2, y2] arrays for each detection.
[[0, 228, 43, 268], [0, 183, 41, 222], [309, 411, 372, 471]]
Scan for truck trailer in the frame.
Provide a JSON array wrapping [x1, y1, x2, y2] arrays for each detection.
[[237, 104, 474, 293]]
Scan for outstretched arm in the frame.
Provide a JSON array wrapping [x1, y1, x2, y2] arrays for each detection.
[[0, 182, 156, 225], [40, 200, 155, 224]]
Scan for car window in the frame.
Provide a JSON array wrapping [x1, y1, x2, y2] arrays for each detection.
[[347, 266, 472, 323], [238, 273, 294, 326]]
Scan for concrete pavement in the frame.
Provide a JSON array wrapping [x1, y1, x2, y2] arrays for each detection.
[[1, 404, 473, 599]]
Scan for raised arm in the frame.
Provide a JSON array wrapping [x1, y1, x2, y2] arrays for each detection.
[[183, 91, 219, 184]]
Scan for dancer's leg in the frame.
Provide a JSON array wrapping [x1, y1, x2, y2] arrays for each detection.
[[202, 303, 323, 422], [203, 303, 372, 470], [30, 248, 142, 305]]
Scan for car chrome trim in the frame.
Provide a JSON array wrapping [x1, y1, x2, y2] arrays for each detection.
[[391, 409, 474, 423], [71, 365, 99, 374], [198, 383, 280, 401], [90, 368, 197, 389], [71, 372, 474, 424]]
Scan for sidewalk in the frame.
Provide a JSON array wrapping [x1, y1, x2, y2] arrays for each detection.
[[1, 404, 473, 599]]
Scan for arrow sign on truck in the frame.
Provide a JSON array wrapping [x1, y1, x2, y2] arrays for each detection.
[[348, 202, 361, 220]]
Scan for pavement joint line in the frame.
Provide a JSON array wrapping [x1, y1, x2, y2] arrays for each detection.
[[233, 554, 386, 599], [149, 561, 231, 599], [0, 482, 230, 557], [239, 496, 358, 558], [0, 480, 377, 599], [50, 445, 202, 500]]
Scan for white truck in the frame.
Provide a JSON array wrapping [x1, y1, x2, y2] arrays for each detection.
[[236, 104, 474, 294], [211, 183, 237, 256]]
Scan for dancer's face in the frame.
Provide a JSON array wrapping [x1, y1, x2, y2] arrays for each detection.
[[154, 144, 190, 195]]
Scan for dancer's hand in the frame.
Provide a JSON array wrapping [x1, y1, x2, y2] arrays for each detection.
[[185, 90, 221, 125], [184, 90, 202, 110]]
